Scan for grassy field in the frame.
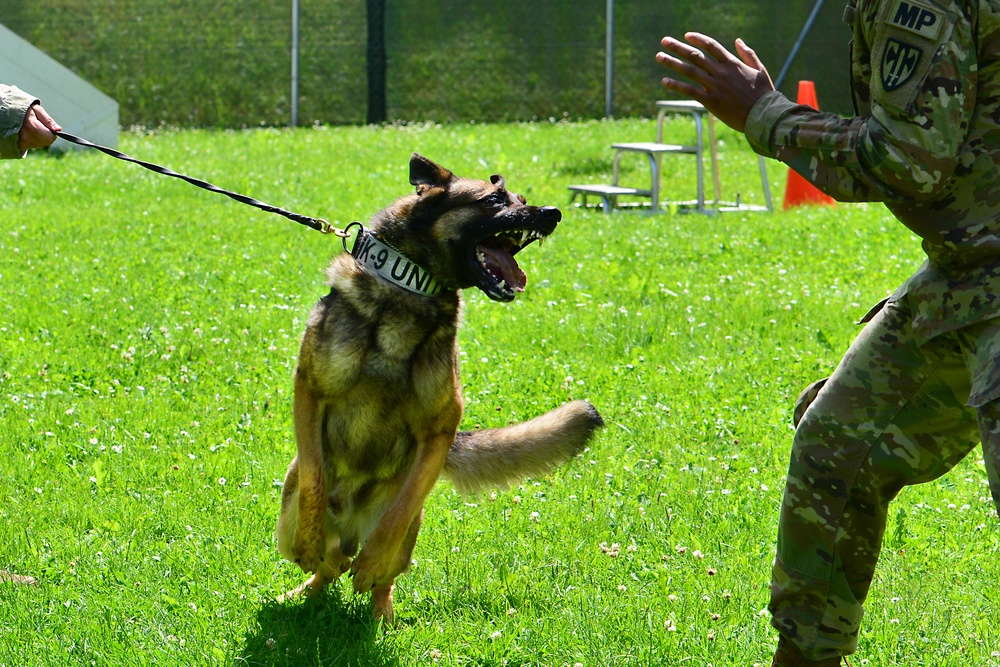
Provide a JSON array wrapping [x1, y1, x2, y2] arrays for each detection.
[[1, 118, 998, 666]]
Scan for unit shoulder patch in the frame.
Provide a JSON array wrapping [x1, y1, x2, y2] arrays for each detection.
[[882, 38, 924, 91], [873, 0, 954, 110], [887, 0, 944, 40]]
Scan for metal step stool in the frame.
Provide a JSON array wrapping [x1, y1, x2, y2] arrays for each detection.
[[569, 100, 773, 214]]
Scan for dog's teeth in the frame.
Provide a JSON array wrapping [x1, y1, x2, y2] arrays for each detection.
[[520, 229, 530, 245], [498, 279, 507, 290]]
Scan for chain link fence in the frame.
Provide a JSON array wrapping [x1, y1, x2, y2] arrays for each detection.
[[0, 0, 852, 128]]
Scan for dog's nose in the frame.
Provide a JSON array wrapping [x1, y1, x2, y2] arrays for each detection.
[[540, 206, 562, 222]]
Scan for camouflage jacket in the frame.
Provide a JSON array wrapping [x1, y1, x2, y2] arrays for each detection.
[[745, 0, 1000, 342], [0, 84, 38, 160]]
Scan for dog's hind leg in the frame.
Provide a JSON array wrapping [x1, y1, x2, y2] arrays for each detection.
[[278, 559, 339, 602], [278, 518, 351, 601], [370, 508, 425, 626]]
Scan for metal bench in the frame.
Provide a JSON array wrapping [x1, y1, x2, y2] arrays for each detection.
[[565, 184, 649, 214]]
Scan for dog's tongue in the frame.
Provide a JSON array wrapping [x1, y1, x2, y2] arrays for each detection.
[[481, 246, 526, 291]]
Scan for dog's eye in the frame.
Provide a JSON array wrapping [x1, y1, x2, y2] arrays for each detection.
[[483, 192, 507, 210]]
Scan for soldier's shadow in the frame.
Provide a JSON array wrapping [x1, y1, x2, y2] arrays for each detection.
[[240, 588, 401, 667]]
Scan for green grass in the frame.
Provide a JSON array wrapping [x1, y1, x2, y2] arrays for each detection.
[[1, 118, 998, 666]]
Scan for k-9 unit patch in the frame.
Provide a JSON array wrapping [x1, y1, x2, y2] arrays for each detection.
[[882, 38, 923, 91]]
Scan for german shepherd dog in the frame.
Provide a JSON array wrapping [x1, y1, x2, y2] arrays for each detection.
[[276, 153, 603, 623]]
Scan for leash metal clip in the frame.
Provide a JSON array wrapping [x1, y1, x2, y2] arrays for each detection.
[[316, 219, 338, 235]]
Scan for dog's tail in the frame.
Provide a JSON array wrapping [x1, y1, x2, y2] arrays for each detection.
[[443, 400, 603, 495]]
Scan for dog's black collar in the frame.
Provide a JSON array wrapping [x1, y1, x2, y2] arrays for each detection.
[[349, 227, 445, 297]]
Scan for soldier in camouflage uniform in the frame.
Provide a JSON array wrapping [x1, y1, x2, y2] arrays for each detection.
[[1, 83, 60, 159], [0, 84, 60, 588], [657, 1, 1000, 665]]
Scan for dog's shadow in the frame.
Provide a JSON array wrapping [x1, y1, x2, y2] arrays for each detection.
[[239, 588, 401, 667]]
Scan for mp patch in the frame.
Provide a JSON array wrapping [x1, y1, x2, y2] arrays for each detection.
[[882, 38, 923, 91], [888, 0, 944, 40]]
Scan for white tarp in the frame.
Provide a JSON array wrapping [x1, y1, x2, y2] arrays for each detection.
[[0, 22, 119, 150]]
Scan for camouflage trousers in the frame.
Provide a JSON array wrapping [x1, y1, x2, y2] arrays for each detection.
[[769, 292, 1000, 661]]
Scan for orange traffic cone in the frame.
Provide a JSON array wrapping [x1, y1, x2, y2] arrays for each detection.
[[783, 81, 835, 210]]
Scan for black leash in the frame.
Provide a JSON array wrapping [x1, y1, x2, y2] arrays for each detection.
[[54, 130, 344, 236]]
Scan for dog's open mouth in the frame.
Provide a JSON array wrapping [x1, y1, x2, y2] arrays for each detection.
[[474, 227, 551, 302]]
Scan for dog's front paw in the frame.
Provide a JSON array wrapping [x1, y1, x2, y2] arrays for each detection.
[[292, 534, 324, 574], [296, 553, 322, 575], [349, 547, 392, 594]]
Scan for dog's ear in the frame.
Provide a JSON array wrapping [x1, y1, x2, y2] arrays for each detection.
[[490, 174, 506, 190], [409, 153, 453, 196]]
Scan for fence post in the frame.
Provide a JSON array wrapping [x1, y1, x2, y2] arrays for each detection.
[[367, 0, 387, 124], [605, 0, 614, 118], [291, 0, 299, 127]]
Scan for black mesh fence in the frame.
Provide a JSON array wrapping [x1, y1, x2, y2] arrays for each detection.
[[0, 0, 853, 128]]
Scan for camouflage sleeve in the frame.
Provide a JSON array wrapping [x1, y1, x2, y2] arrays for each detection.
[[744, 1, 973, 204], [0, 84, 38, 160]]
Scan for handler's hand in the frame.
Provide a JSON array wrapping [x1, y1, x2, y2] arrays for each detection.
[[18, 103, 61, 152], [656, 32, 774, 133]]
